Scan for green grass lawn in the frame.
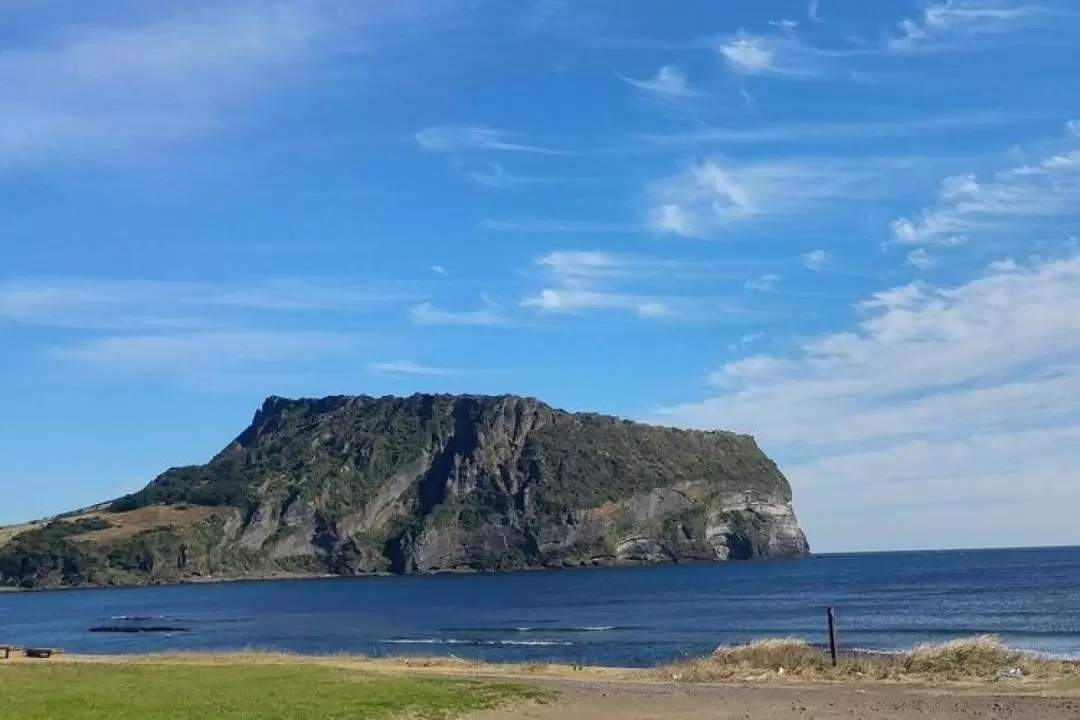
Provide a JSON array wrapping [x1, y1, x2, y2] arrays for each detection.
[[0, 663, 546, 719]]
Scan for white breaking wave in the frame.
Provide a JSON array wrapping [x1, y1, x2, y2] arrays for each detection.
[[379, 638, 574, 647]]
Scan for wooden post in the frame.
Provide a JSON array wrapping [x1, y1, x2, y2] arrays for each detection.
[[827, 607, 838, 667]]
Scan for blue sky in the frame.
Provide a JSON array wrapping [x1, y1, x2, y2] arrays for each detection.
[[2, 0, 1079, 553]]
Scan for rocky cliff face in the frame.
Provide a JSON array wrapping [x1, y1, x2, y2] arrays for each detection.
[[0, 394, 809, 589]]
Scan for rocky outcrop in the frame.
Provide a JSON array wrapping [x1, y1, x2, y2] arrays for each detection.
[[0, 394, 809, 589]]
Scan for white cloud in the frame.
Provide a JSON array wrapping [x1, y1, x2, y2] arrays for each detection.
[[717, 31, 817, 77], [638, 112, 1020, 147], [430, 265, 447, 275], [463, 162, 573, 189], [466, 163, 530, 188], [522, 250, 678, 318], [655, 255, 1080, 550], [482, 218, 633, 233], [906, 248, 937, 269], [415, 125, 563, 155], [537, 250, 636, 279], [891, 132, 1080, 246], [622, 65, 703, 99], [367, 360, 456, 378], [523, 289, 669, 317], [646, 157, 906, 238], [53, 330, 357, 376], [409, 301, 506, 326], [0, 276, 396, 388], [808, 0, 821, 21], [0, 1, 433, 170], [0, 277, 391, 330], [889, 0, 1034, 51], [744, 273, 782, 291], [801, 249, 830, 270], [645, 160, 755, 237]]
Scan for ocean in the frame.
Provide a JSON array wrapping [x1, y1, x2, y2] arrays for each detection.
[[1, 547, 1078, 667]]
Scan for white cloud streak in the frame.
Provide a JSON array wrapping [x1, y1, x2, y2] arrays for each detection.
[[416, 125, 564, 155], [744, 273, 782, 292], [889, 0, 1034, 51], [801, 249, 830, 271], [409, 301, 506, 326], [482, 218, 634, 234], [647, 157, 901, 238], [892, 131, 1080, 246], [0, 1, 435, 170], [522, 251, 674, 318], [0, 277, 392, 330], [622, 65, 703, 98], [906, 248, 937, 269], [637, 113, 1025, 147], [53, 330, 357, 376], [717, 31, 819, 77], [367, 360, 456, 378]]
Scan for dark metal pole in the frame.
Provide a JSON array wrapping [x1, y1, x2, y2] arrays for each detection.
[[827, 606, 838, 667]]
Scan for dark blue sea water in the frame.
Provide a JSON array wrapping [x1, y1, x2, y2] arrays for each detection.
[[2, 547, 1079, 667]]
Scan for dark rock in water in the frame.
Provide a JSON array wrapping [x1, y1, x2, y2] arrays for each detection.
[[90, 615, 190, 633], [89, 625, 191, 634], [0, 393, 810, 589]]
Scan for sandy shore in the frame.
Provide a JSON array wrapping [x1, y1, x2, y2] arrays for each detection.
[[472, 677, 1080, 719]]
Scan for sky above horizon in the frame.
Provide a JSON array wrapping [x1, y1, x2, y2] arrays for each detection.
[[2, 0, 1079, 553]]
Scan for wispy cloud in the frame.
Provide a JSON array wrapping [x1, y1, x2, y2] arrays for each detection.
[[636, 113, 1024, 147], [415, 125, 564, 155], [663, 255, 1080, 445], [891, 128, 1080, 246], [0, 277, 393, 330], [463, 162, 573, 189], [717, 31, 819, 77], [621, 65, 703, 99], [521, 250, 674, 318], [367, 360, 456, 378], [656, 254, 1080, 550], [889, 0, 1035, 51], [0, 277, 397, 331], [409, 300, 506, 326], [0, 1, 437, 170], [515, 250, 753, 319], [745, 273, 782, 292], [801, 249, 830, 271], [53, 330, 358, 377], [646, 157, 902, 238], [523, 289, 669, 317], [482, 218, 634, 234], [906, 248, 937, 269]]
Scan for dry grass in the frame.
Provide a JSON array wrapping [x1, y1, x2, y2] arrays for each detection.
[[0, 521, 42, 548], [74, 505, 224, 542], [10, 637, 1077, 690], [38, 650, 635, 682], [657, 636, 1080, 685]]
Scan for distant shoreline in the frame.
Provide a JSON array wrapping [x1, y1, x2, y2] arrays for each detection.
[[0, 555, 815, 594], [6, 637, 1079, 684]]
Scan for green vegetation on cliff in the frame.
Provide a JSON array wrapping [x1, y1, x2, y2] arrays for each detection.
[[0, 393, 808, 589]]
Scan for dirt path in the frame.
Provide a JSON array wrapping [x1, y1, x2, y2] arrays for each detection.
[[473, 678, 1080, 719]]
